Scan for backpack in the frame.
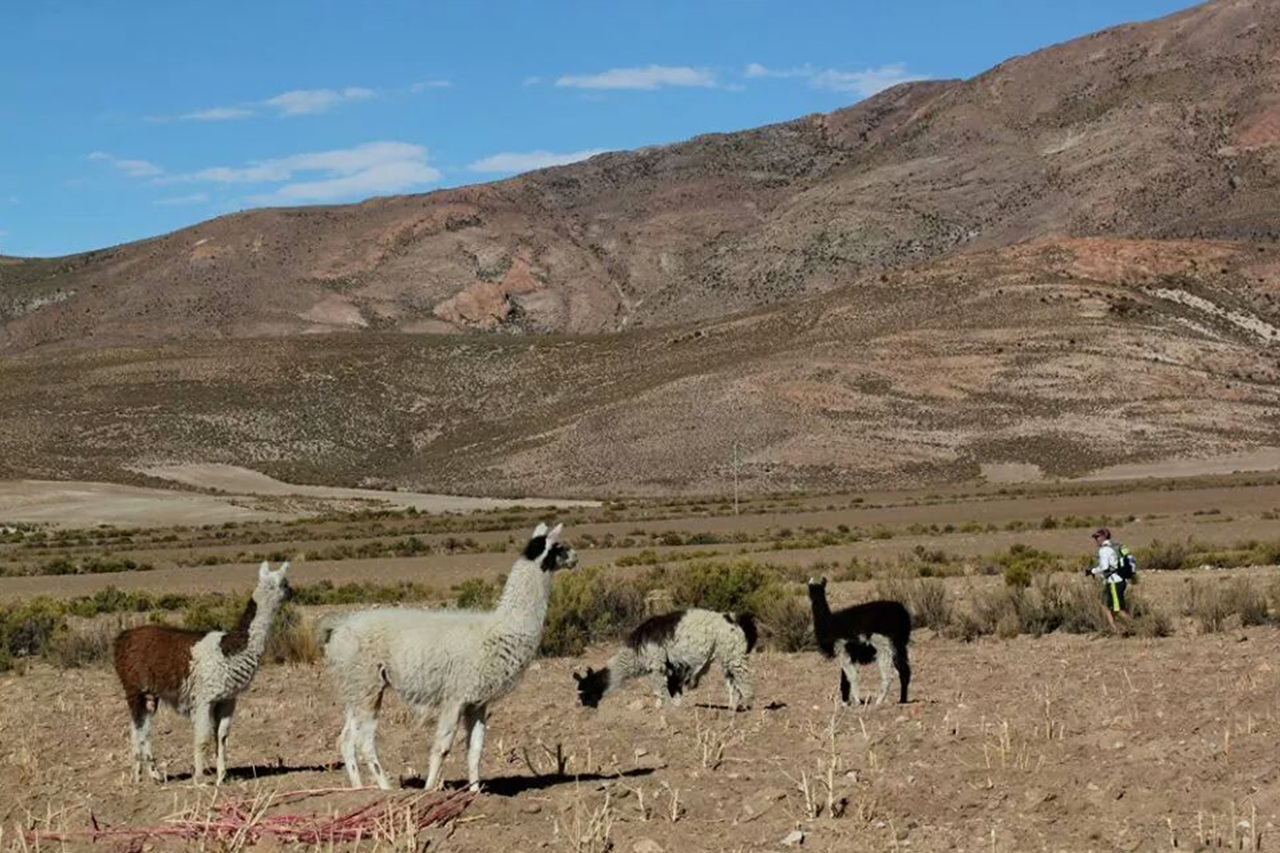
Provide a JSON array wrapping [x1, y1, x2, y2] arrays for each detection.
[[1115, 544, 1137, 580]]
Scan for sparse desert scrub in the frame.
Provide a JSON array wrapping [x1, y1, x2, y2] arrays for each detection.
[[876, 576, 952, 630]]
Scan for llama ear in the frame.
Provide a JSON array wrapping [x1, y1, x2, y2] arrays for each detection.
[[276, 561, 290, 578], [258, 561, 271, 581], [531, 522, 549, 539], [572, 671, 584, 683], [547, 523, 564, 543]]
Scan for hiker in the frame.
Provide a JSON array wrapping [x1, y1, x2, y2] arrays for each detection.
[[1086, 527, 1131, 628]]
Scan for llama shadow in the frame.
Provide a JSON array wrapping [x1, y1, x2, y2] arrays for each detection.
[[401, 767, 657, 797], [167, 761, 340, 783], [693, 700, 787, 712]]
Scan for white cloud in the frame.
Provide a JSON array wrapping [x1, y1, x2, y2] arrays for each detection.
[[264, 87, 376, 116], [522, 76, 544, 87], [410, 79, 452, 92], [179, 106, 254, 121], [251, 160, 441, 202], [88, 151, 164, 177], [556, 65, 717, 90], [743, 62, 814, 79], [154, 192, 210, 206], [468, 149, 607, 174], [810, 64, 923, 97], [162, 141, 441, 204], [153, 86, 379, 122], [742, 62, 924, 99]]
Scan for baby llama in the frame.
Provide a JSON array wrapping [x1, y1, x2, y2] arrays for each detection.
[[113, 561, 292, 784], [574, 608, 757, 710], [322, 522, 578, 791], [807, 577, 911, 705]]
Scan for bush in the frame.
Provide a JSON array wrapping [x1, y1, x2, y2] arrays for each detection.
[[455, 578, 499, 610], [1141, 539, 1192, 572], [876, 576, 952, 630], [758, 594, 814, 652], [265, 606, 321, 664], [662, 558, 781, 615], [1182, 580, 1231, 633], [46, 620, 118, 668], [541, 566, 646, 657]]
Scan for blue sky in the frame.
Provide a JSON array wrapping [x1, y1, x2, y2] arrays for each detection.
[[1, 0, 1194, 258]]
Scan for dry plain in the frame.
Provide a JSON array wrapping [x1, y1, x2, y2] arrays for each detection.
[[0, 472, 1278, 852]]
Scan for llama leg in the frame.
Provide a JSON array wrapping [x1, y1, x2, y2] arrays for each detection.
[[356, 710, 392, 791], [871, 635, 894, 705], [140, 696, 161, 781], [349, 683, 391, 790], [339, 708, 363, 788], [192, 702, 212, 782], [723, 658, 753, 710], [650, 670, 673, 707], [893, 640, 911, 704], [213, 698, 236, 785], [424, 702, 463, 792], [838, 646, 862, 706], [125, 692, 148, 783], [463, 704, 488, 792]]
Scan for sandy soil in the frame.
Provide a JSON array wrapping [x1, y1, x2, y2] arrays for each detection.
[[1081, 447, 1280, 482], [4, 619, 1277, 853], [0, 466, 598, 530]]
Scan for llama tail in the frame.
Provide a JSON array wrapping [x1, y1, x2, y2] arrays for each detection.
[[731, 612, 759, 653]]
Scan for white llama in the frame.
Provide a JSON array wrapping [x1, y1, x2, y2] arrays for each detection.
[[573, 609, 757, 710], [113, 561, 292, 784], [322, 522, 577, 791]]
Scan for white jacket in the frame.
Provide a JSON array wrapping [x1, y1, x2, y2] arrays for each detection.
[[1090, 541, 1121, 583]]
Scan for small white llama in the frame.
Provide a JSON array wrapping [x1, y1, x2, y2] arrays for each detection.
[[113, 561, 292, 784], [322, 522, 577, 791], [573, 609, 757, 710]]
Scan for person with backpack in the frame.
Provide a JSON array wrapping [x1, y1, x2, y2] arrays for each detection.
[[1086, 527, 1133, 628]]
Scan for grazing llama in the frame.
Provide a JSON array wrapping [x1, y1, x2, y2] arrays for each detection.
[[574, 609, 757, 710], [807, 577, 911, 705], [113, 561, 292, 784], [322, 522, 578, 791]]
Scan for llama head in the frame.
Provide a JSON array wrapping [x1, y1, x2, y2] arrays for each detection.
[[573, 666, 609, 708], [806, 577, 828, 601], [523, 523, 578, 573], [253, 560, 292, 610]]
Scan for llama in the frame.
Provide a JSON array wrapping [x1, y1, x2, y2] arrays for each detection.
[[113, 561, 292, 784], [322, 522, 577, 792], [573, 609, 757, 711], [807, 577, 911, 706]]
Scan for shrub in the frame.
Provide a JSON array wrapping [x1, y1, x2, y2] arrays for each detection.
[[46, 620, 118, 668], [455, 578, 499, 610], [1141, 539, 1191, 572], [758, 594, 814, 652], [265, 606, 321, 665], [662, 559, 781, 615], [1224, 578, 1270, 627], [1183, 580, 1231, 633], [541, 566, 646, 657], [876, 577, 952, 630]]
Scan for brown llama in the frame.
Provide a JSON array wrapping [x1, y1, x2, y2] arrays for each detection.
[[113, 561, 291, 784]]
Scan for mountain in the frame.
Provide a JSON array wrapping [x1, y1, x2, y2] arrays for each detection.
[[1, 0, 1279, 494]]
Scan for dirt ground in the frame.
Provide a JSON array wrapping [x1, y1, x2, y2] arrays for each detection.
[[3, 616, 1277, 853], [1, 474, 1278, 851]]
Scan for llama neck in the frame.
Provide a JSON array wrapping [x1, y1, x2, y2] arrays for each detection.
[[494, 559, 554, 635], [220, 593, 280, 662], [603, 648, 643, 692], [808, 591, 832, 627]]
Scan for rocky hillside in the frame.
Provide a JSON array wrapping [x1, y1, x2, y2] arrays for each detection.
[[2, 0, 1278, 353]]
